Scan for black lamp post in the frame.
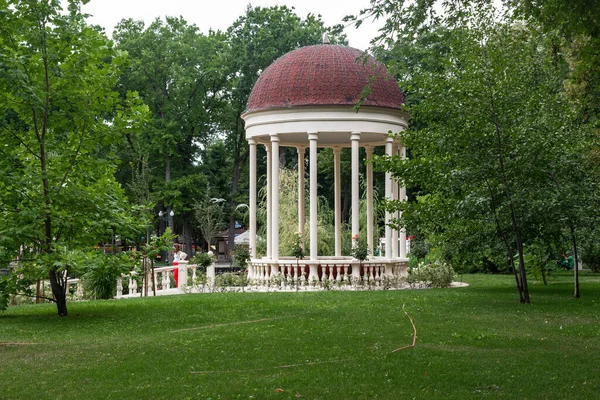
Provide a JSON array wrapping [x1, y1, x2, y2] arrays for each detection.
[[159, 209, 175, 264]]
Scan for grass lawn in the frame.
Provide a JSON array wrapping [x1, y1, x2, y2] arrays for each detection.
[[1, 271, 600, 399]]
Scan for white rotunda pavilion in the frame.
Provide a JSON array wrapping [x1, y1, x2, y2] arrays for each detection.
[[242, 40, 409, 283]]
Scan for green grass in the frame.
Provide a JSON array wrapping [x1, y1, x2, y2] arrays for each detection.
[[2, 272, 600, 399]]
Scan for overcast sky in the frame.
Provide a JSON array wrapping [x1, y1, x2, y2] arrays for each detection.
[[76, 0, 383, 51]]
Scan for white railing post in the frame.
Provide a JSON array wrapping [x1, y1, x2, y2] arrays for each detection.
[[116, 277, 123, 298], [191, 264, 197, 286], [207, 263, 215, 287], [166, 269, 172, 290], [129, 273, 138, 295], [179, 261, 188, 289], [76, 280, 84, 299]]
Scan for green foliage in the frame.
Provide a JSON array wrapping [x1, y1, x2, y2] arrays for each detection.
[[231, 243, 251, 268], [214, 272, 248, 288], [83, 252, 133, 300], [351, 242, 370, 262], [290, 232, 304, 260], [581, 242, 600, 273], [0, 0, 148, 315], [407, 261, 456, 288], [257, 168, 338, 257], [194, 198, 227, 249], [369, 1, 600, 301], [0, 269, 35, 312], [409, 235, 429, 260], [522, 239, 562, 284], [142, 229, 177, 260], [191, 252, 216, 270]]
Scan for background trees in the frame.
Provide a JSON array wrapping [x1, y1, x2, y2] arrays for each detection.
[[2, 0, 598, 313], [364, 1, 600, 301], [112, 17, 229, 258]]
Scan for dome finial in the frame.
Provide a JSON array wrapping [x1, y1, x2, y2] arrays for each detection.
[[322, 32, 330, 44]]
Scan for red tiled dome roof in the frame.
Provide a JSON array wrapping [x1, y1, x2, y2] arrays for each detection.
[[246, 45, 404, 113]]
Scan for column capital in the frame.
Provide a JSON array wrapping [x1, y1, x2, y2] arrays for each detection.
[[350, 131, 361, 141], [364, 145, 374, 154], [264, 142, 272, 152], [296, 146, 306, 154], [386, 136, 394, 143], [308, 132, 319, 141], [332, 146, 342, 154], [248, 138, 256, 145], [270, 133, 280, 142]]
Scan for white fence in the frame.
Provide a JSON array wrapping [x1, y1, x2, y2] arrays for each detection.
[[66, 261, 216, 300]]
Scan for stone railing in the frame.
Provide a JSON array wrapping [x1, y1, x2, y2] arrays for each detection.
[[248, 257, 407, 283], [115, 262, 218, 298]]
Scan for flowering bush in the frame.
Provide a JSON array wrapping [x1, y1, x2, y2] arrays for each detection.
[[407, 261, 455, 288], [191, 252, 216, 271], [290, 232, 304, 260]]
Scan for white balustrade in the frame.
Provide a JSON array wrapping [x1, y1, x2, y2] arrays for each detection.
[[129, 273, 138, 295], [116, 277, 123, 298]]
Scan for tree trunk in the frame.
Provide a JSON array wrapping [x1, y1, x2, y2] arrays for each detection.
[[486, 180, 524, 302], [513, 218, 530, 303], [183, 214, 193, 257], [342, 184, 350, 224], [228, 146, 248, 261], [279, 148, 286, 168], [167, 204, 173, 265], [48, 269, 67, 316], [36, 279, 42, 304], [488, 83, 530, 303], [540, 264, 548, 286], [151, 258, 156, 296], [570, 225, 580, 298], [510, 252, 524, 302], [142, 257, 148, 297]]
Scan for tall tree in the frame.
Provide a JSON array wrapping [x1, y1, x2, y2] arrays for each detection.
[[113, 17, 228, 257], [0, 0, 144, 315], [369, 3, 592, 302]]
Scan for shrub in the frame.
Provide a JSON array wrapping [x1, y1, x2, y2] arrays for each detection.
[[83, 253, 131, 299], [351, 242, 369, 262], [231, 244, 251, 268], [191, 252, 216, 271], [214, 272, 247, 287], [582, 243, 600, 273], [407, 261, 455, 288], [410, 235, 429, 260]]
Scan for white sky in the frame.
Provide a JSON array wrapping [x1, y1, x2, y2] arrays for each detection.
[[76, 0, 383, 51]]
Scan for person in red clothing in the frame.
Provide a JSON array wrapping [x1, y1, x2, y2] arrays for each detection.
[[172, 244, 187, 287]]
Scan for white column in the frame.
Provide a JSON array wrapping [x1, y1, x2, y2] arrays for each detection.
[[308, 132, 319, 282], [385, 137, 393, 260], [399, 143, 407, 258], [351, 132, 361, 249], [392, 143, 399, 259], [249, 139, 257, 259], [365, 146, 374, 258], [271, 134, 280, 274], [265, 143, 272, 259], [333, 147, 342, 257], [297, 147, 306, 245]]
